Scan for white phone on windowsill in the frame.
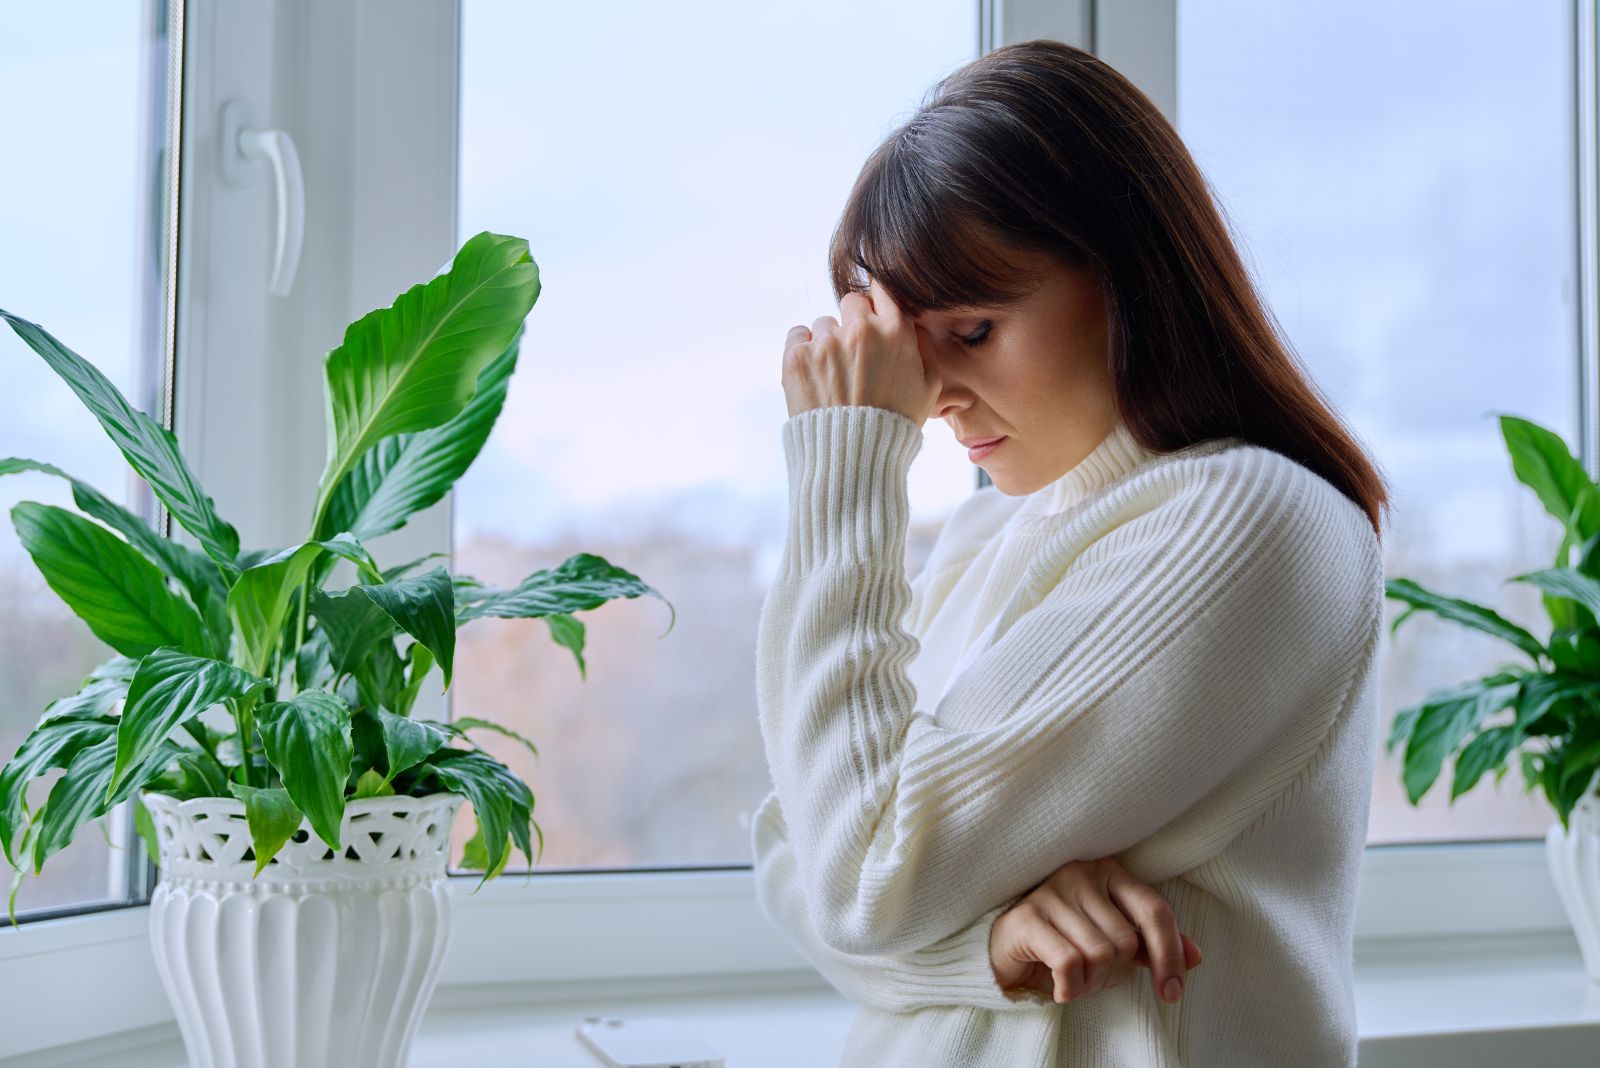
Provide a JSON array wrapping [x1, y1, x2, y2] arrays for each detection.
[[574, 1015, 726, 1068]]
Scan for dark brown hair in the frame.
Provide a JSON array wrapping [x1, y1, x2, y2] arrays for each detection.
[[827, 39, 1389, 539]]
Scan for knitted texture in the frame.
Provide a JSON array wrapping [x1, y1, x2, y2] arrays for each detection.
[[752, 404, 1383, 1067]]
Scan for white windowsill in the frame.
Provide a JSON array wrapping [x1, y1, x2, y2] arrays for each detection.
[[3, 841, 1597, 1064], [13, 932, 1600, 1068]]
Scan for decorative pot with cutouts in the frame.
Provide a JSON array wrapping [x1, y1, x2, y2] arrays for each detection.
[[140, 790, 464, 1068]]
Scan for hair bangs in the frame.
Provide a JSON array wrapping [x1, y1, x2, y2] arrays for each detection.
[[828, 139, 1046, 319]]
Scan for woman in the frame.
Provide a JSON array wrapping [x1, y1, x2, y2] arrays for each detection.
[[750, 37, 1387, 1068]]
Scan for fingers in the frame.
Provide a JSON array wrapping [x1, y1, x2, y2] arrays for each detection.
[[1032, 894, 1125, 998], [1070, 888, 1144, 991], [1106, 868, 1188, 1004], [1011, 908, 1088, 1004]]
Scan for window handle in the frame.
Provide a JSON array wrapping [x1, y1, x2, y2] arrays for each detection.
[[219, 98, 305, 298]]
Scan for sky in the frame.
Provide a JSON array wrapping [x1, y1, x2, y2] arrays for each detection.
[[0, 0, 1577, 571]]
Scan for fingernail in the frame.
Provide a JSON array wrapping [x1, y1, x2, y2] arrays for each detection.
[[1163, 977, 1183, 1002]]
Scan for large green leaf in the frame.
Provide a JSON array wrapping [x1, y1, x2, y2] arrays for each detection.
[[1510, 568, 1600, 622], [11, 501, 213, 659], [423, 748, 536, 889], [107, 648, 269, 800], [226, 782, 304, 876], [0, 309, 240, 571], [1501, 414, 1600, 544], [34, 734, 186, 872], [227, 542, 326, 675], [376, 709, 452, 785], [256, 690, 353, 850], [309, 586, 395, 678], [316, 327, 522, 543], [35, 655, 137, 726], [1384, 577, 1544, 662], [1, 458, 231, 651], [455, 553, 670, 625], [350, 567, 456, 688], [0, 716, 116, 869], [1397, 677, 1522, 804], [312, 231, 540, 525]]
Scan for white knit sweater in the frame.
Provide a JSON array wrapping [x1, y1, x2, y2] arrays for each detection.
[[751, 404, 1383, 1067]]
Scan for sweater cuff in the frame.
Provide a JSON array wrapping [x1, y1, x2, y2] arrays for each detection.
[[876, 902, 1057, 1009], [780, 405, 923, 570]]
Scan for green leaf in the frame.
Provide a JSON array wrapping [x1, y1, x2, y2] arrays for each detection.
[[376, 710, 453, 783], [226, 782, 304, 875], [1500, 414, 1600, 545], [312, 231, 540, 525], [455, 553, 672, 631], [459, 822, 510, 879], [133, 794, 160, 866], [0, 716, 116, 869], [227, 541, 327, 675], [0, 309, 241, 571], [383, 552, 451, 583], [108, 648, 269, 801], [256, 690, 353, 850], [317, 328, 522, 543], [11, 501, 213, 659], [424, 750, 514, 890], [312, 531, 385, 584], [392, 643, 435, 718], [350, 567, 456, 688], [309, 586, 395, 678], [1451, 725, 1523, 801], [1510, 567, 1600, 622], [1384, 577, 1544, 662], [1399, 677, 1522, 804], [352, 768, 395, 799], [354, 638, 408, 715], [1, 458, 232, 653], [34, 735, 185, 872], [450, 716, 541, 761], [35, 656, 136, 727], [294, 626, 336, 694], [1544, 628, 1600, 677]]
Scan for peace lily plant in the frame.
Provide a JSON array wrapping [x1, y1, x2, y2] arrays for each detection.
[[0, 231, 673, 926], [1384, 415, 1600, 828]]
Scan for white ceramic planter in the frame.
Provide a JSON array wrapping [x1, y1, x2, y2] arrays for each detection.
[[1545, 773, 1600, 985], [140, 790, 465, 1068]]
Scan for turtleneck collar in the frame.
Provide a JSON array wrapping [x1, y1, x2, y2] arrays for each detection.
[[1010, 414, 1159, 523]]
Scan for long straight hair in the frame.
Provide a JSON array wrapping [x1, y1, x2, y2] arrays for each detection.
[[827, 39, 1389, 539]]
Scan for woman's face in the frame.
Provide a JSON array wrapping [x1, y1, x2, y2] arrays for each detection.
[[910, 249, 1120, 496]]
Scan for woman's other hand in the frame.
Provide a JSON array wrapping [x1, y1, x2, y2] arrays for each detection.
[[988, 856, 1202, 1006]]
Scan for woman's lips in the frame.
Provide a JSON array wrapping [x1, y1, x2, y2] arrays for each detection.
[[967, 437, 1006, 461]]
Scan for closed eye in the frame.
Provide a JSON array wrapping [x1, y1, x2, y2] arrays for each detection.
[[959, 320, 993, 348]]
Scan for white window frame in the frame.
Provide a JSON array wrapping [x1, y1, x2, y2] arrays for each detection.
[[0, 0, 1587, 1057]]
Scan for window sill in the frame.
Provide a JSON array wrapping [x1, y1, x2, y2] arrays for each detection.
[[18, 932, 1600, 1067], [2, 840, 1591, 1062]]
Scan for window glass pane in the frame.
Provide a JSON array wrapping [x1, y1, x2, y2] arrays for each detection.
[[0, 4, 177, 916], [1177, 1, 1572, 843], [453, 1, 977, 869]]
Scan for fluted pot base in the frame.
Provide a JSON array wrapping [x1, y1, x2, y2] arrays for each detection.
[[141, 791, 464, 1068], [1546, 789, 1600, 985]]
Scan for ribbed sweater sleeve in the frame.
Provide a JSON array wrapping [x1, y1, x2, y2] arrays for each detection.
[[754, 405, 1379, 959], [747, 521, 1052, 1012]]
